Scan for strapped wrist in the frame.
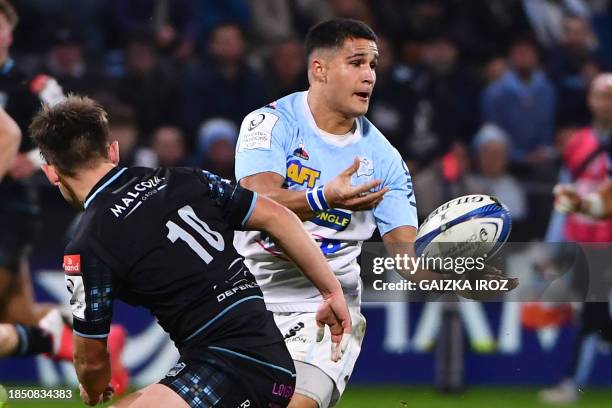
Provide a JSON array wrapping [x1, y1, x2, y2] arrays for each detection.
[[306, 185, 329, 213]]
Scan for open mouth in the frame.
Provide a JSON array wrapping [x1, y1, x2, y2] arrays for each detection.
[[355, 92, 370, 101]]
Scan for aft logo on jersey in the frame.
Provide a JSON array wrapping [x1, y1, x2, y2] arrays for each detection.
[[63, 254, 81, 275], [286, 159, 320, 188], [310, 209, 352, 231]]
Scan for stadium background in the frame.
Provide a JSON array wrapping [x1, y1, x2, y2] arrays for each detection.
[[2, 0, 612, 406]]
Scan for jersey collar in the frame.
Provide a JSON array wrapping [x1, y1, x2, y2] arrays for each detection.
[[84, 167, 127, 209]]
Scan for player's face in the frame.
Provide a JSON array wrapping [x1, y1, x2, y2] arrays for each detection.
[[325, 38, 378, 117], [589, 76, 612, 124]]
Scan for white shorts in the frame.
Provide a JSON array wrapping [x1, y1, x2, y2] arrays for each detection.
[[273, 308, 366, 407]]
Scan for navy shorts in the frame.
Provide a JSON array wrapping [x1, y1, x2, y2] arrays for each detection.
[[159, 343, 296, 408]]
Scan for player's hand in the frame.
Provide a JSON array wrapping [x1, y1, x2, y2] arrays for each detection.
[[29, 74, 66, 106], [457, 265, 519, 301], [79, 384, 114, 406], [553, 184, 582, 214], [315, 289, 352, 362], [9, 153, 38, 179], [324, 158, 389, 211]]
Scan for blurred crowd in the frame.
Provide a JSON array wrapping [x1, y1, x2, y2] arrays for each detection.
[[9, 0, 612, 240]]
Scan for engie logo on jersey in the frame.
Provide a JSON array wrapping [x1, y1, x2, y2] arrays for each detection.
[[63, 255, 81, 275], [310, 209, 352, 231], [286, 159, 320, 188]]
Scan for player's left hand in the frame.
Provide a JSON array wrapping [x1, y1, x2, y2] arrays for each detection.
[[315, 289, 352, 362], [9, 153, 38, 179], [553, 184, 582, 214], [79, 384, 114, 406], [458, 265, 519, 301]]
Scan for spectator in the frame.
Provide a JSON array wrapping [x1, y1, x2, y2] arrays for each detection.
[[106, 0, 196, 55], [401, 36, 481, 168], [482, 38, 557, 169], [194, 118, 238, 180], [151, 125, 188, 167], [548, 15, 601, 126], [264, 37, 308, 101], [368, 36, 420, 156], [112, 31, 181, 140], [41, 27, 101, 95], [182, 22, 268, 137], [465, 124, 528, 223], [248, 0, 294, 49], [107, 104, 156, 167], [522, 0, 591, 49], [413, 141, 472, 221]]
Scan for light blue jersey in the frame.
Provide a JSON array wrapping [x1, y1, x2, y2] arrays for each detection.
[[234, 91, 417, 311]]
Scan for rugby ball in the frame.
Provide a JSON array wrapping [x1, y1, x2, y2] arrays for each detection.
[[415, 194, 511, 260]]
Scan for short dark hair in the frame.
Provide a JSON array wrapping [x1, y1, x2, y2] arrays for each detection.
[[29, 95, 110, 177], [0, 0, 18, 30], [305, 18, 377, 59]]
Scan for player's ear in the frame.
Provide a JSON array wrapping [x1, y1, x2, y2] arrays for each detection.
[[41, 164, 60, 186], [310, 57, 327, 84], [108, 141, 120, 165]]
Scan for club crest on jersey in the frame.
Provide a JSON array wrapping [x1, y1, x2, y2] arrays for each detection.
[[292, 141, 309, 160], [310, 209, 352, 231], [357, 157, 374, 177], [286, 159, 320, 188]]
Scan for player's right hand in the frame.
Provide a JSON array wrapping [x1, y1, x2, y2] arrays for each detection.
[[553, 184, 582, 214], [324, 158, 389, 211], [315, 289, 352, 362]]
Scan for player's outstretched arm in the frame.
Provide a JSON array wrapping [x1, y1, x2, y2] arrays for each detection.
[[74, 335, 114, 405], [240, 158, 387, 221], [245, 195, 351, 361], [0, 107, 21, 181]]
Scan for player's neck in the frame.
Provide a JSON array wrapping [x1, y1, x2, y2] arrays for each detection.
[[67, 163, 118, 207], [307, 91, 356, 135], [0, 50, 9, 67]]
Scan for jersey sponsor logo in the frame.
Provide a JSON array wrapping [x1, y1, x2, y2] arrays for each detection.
[[166, 362, 186, 377], [65, 274, 86, 319], [357, 156, 374, 177], [286, 159, 320, 188], [63, 254, 81, 275], [238, 112, 279, 151], [310, 209, 352, 231], [283, 322, 304, 340], [109, 175, 165, 218]]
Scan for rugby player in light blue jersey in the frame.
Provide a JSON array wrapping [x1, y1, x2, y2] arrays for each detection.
[[235, 18, 516, 408]]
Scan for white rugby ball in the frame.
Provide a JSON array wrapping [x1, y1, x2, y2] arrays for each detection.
[[415, 194, 511, 260]]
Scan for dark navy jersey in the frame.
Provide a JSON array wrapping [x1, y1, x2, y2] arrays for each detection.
[[0, 59, 42, 217], [63, 166, 278, 348]]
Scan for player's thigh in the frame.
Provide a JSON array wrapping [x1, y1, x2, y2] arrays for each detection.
[[0, 260, 39, 324], [289, 392, 320, 408], [291, 361, 334, 408], [110, 384, 188, 408]]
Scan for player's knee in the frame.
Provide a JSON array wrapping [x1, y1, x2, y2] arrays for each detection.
[[0, 324, 19, 356], [288, 393, 321, 408]]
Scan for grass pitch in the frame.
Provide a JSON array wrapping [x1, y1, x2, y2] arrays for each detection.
[[4, 386, 612, 407]]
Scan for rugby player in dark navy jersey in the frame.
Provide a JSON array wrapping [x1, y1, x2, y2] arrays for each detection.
[[30, 95, 352, 407]]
